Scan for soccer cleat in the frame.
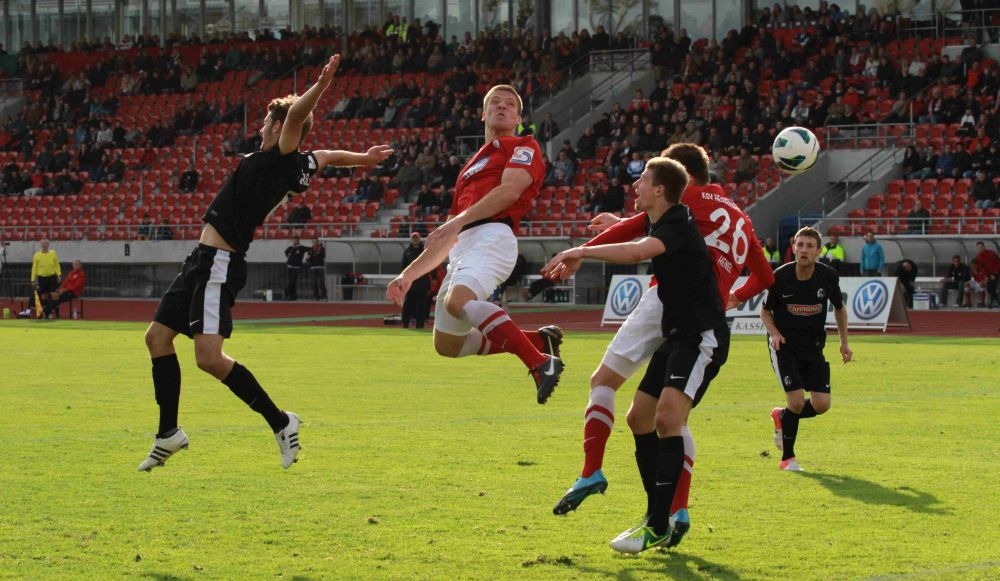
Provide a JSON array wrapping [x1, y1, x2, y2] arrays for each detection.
[[553, 470, 608, 515], [779, 457, 804, 472], [138, 428, 189, 472], [665, 508, 690, 548], [275, 412, 301, 469], [530, 355, 564, 404], [537, 325, 564, 359], [771, 407, 784, 451], [608, 523, 672, 554]]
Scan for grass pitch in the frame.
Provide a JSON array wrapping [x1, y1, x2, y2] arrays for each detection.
[[0, 320, 998, 580]]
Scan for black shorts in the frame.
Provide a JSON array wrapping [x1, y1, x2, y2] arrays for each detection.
[[637, 325, 730, 408], [769, 345, 831, 393], [36, 275, 59, 294], [154, 244, 247, 338]]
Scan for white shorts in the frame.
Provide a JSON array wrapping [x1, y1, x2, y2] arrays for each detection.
[[602, 286, 664, 379], [434, 223, 518, 335]]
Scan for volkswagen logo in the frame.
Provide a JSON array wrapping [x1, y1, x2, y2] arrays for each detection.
[[610, 277, 644, 316], [852, 280, 888, 320]]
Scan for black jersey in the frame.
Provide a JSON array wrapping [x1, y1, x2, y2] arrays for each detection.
[[764, 261, 844, 358], [648, 204, 726, 337], [203, 148, 319, 253]]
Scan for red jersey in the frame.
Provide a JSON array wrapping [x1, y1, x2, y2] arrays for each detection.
[[585, 183, 774, 305], [975, 248, 1000, 276], [61, 269, 86, 296], [450, 135, 544, 234]]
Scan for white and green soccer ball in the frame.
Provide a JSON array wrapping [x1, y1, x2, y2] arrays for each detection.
[[772, 126, 820, 175]]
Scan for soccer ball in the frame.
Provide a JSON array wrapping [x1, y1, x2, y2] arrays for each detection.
[[772, 126, 820, 175]]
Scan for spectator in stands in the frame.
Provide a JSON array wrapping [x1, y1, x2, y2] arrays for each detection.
[[602, 176, 626, 213], [105, 152, 126, 182], [952, 142, 973, 178], [536, 112, 559, 144], [860, 231, 885, 276], [906, 199, 931, 234], [763, 236, 782, 269], [51, 259, 86, 318], [883, 90, 911, 123], [819, 233, 845, 273], [733, 146, 759, 183], [306, 239, 327, 301], [971, 170, 998, 209], [582, 182, 605, 213], [545, 150, 577, 187], [901, 145, 922, 177], [179, 166, 200, 193], [940, 255, 970, 307], [415, 184, 441, 216], [974, 240, 1000, 307], [894, 258, 918, 308], [625, 151, 645, 181], [576, 126, 598, 160], [390, 156, 423, 203], [603, 140, 624, 180]]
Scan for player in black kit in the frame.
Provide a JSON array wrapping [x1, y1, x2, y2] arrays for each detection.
[[138, 55, 393, 472], [760, 226, 853, 472], [544, 157, 729, 554]]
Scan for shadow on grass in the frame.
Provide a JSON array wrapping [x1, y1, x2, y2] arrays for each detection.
[[614, 551, 743, 580], [141, 574, 317, 581], [799, 471, 950, 515], [537, 552, 741, 580]]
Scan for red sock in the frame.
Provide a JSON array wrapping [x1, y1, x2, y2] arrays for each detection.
[[462, 301, 546, 369], [582, 386, 616, 477], [670, 456, 693, 513]]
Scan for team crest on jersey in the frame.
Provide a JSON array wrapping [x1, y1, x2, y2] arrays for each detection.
[[816, 288, 826, 299], [510, 146, 535, 165], [462, 157, 489, 180]]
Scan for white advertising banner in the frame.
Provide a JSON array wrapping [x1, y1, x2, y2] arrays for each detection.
[[604, 276, 910, 333], [601, 275, 654, 326]]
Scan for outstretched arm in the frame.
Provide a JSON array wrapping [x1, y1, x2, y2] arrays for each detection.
[[583, 212, 647, 247], [314, 145, 394, 168], [386, 243, 452, 306], [730, 240, 776, 307], [542, 237, 665, 281], [279, 55, 341, 155]]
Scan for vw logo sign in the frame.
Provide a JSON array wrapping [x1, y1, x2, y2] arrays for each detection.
[[852, 280, 888, 320], [610, 277, 644, 316]]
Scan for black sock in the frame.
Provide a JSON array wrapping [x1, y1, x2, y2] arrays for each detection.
[[799, 399, 817, 419], [633, 431, 659, 518], [223, 362, 288, 432], [782, 408, 801, 461], [152, 354, 181, 437], [647, 435, 685, 536]]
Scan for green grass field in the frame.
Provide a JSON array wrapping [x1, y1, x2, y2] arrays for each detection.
[[1, 321, 998, 580]]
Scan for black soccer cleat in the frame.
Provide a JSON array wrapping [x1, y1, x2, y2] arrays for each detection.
[[537, 325, 564, 359], [530, 355, 564, 404]]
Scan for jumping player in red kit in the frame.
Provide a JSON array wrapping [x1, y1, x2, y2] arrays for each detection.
[[387, 84, 565, 404], [544, 143, 774, 551]]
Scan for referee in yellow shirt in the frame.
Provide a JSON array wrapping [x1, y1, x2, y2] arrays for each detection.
[[31, 238, 61, 319]]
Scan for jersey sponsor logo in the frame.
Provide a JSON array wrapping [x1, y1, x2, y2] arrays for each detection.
[[852, 279, 889, 321], [610, 277, 644, 316], [510, 146, 535, 165], [786, 303, 824, 316], [462, 157, 489, 180]]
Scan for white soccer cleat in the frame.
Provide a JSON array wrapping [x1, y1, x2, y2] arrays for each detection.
[[779, 457, 804, 472], [275, 412, 301, 469], [138, 428, 189, 472], [608, 515, 674, 554]]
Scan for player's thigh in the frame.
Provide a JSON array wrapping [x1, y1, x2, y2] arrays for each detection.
[[802, 359, 831, 395], [604, 290, 663, 377], [770, 344, 806, 393], [662, 328, 727, 407]]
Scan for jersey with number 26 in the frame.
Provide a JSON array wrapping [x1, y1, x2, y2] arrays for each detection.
[[682, 183, 772, 304]]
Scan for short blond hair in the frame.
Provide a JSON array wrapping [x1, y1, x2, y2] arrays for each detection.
[[482, 85, 523, 115]]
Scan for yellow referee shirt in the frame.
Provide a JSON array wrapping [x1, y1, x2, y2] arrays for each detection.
[[31, 250, 61, 281]]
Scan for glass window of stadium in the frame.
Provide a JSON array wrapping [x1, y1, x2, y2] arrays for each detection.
[[3, 0, 877, 51]]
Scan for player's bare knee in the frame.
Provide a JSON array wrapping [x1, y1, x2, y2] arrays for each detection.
[[144, 324, 171, 353], [786, 401, 805, 414], [813, 399, 831, 414]]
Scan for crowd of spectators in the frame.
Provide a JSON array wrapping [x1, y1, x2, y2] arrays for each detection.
[[2, 3, 1000, 242]]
